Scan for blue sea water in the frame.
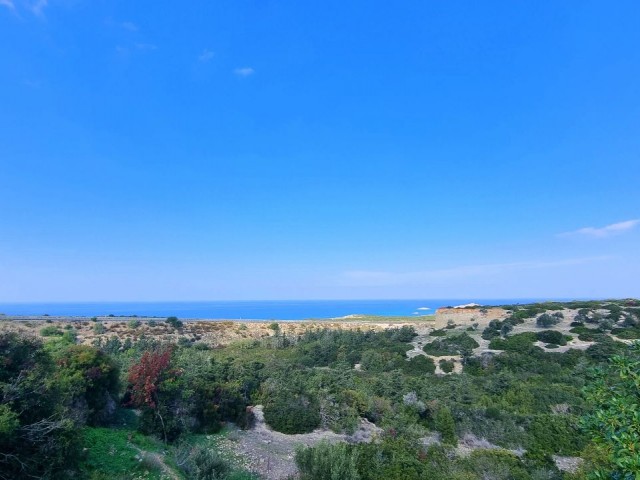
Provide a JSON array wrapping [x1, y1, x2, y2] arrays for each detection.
[[0, 298, 554, 320]]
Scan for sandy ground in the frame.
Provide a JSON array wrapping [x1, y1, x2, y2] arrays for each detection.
[[0, 316, 432, 348]]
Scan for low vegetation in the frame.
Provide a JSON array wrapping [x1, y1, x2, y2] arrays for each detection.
[[1, 299, 639, 479]]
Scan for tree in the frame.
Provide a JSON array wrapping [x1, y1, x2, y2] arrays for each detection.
[[53, 345, 120, 425], [536, 313, 560, 328], [166, 316, 183, 329], [582, 342, 640, 478], [0, 333, 80, 478], [434, 406, 457, 446], [126, 347, 175, 442]]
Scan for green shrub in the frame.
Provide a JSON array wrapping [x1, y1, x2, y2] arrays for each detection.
[[263, 395, 321, 434], [403, 355, 436, 375], [93, 322, 106, 334], [536, 314, 560, 328], [296, 441, 360, 480], [536, 330, 567, 346], [489, 332, 537, 351], [181, 445, 231, 480], [611, 327, 640, 339], [439, 359, 454, 373], [586, 337, 626, 361], [128, 319, 141, 329], [166, 316, 183, 329], [569, 325, 595, 335], [40, 326, 63, 337], [434, 406, 457, 445], [527, 414, 586, 456], [578, 331, 600, 341], [461, 450, 531, 480], [485, 406, 501, 420], [423, 333, 478, 356]]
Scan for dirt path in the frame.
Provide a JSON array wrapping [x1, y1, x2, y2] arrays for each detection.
[[218, 405, 381, 480]]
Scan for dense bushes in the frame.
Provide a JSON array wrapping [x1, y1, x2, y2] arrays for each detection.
[[295, 437, 542, 480], [489, 332, 537, 351], [296, 441, 360, 480], [263, 394, 321, 434], [423, 333, 479, 356], [0, 332, 119, 478], [535, 330, 569, 346]]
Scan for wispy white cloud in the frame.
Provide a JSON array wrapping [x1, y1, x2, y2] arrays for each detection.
[[121, 21, 138, 32], [340, 256, 612, 287], [559, 219, 639, 238], [29, 0, 47, 16], [0, 0, 15, 11], [198, 49, 214, 62], [233, 67, 254, 77]]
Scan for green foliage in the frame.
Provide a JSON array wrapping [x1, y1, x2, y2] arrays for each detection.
[[403, 355, 436, 375], [536, 330, 569, 346], [78, 427, 165, 479], [612, 327, 640, 339], [536, 313, 561, 328], [41, 325, 64, 336], [263, 394, 321, 434], [0, 333, 81, 477], [460, 450, 532, 480], [586, 336, 626, 361], [439, 359, 454, 373], [296, 441, 361, 480], [435, 406, 457, 445], [94, 322, 106, 334], [53, 344, 120, 425], [128, 319, 141, 329], [527, 414, 586, 457], [4, 299, 637, 479], [423, 332, 479, 356], [582, 342, 640, 478], [181, 444, 232, 479], [166, 316, 183, 329]]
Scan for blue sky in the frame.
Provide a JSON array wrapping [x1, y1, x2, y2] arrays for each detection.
[[1, 0, 639, 301]]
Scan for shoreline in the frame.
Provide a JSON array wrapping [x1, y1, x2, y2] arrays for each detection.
[[0, 313, 437, 324]]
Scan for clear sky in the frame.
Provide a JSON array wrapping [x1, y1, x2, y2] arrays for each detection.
[[1, 1, 639, 301]]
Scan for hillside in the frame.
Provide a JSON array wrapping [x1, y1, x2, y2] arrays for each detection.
[[1, 299, 639, 479]]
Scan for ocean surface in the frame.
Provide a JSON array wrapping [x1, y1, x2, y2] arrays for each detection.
[[0, 299, 555, 320]]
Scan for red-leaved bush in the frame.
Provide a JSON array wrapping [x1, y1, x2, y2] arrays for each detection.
[[126, 347, 172, 409]]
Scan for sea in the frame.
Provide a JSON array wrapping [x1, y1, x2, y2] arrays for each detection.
[[0, 298, 556, 320]]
